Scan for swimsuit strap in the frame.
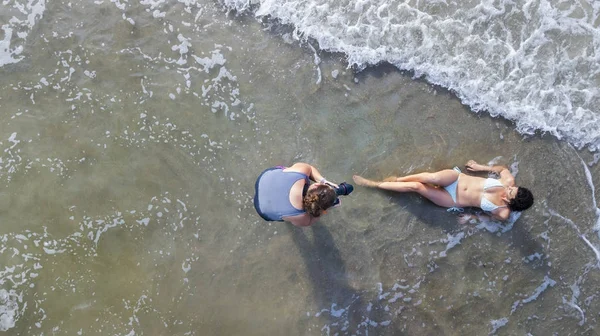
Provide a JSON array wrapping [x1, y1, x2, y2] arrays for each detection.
[[447, 207, 464, 213], [302, 183, 309, 197]]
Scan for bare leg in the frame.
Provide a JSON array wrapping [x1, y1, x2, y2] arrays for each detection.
[[352, 175, 382, 187], [353, 175, 455, 208], [386, 169, 459, 187]]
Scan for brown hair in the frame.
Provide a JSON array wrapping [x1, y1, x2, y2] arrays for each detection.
[[303, 184, 337, 217]]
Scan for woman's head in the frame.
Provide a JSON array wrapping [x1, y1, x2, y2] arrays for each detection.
[[508, 186, 534, 212], [303, 184, 337, 217]]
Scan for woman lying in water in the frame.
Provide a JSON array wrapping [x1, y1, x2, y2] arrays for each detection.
[[352, 160, 534, 221]]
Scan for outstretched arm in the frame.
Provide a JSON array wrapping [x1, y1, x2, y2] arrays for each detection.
[[465, 160, 515, 186], [465, 160, 506, 174]]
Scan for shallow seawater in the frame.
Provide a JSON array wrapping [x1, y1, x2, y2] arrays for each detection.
[[1, 1, 600, 335]]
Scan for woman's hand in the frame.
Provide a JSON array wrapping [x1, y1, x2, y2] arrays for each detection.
[[320, 178, 338, 188], [465, 160, 481, 172]]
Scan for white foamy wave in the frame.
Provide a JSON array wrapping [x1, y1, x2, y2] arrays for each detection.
[[0, 289, 21, 332], [223, 0, 600, 150], [0, 0, 47, 67]]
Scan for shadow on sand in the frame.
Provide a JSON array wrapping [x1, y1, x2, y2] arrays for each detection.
[[287, 224, 392, 335]]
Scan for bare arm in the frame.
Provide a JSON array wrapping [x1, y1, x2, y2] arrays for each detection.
[[493, 208, 511, 221], [286, 162, 331, 184], [465, 160, 506, 174], [285, 213, 319, 227], [465, 160, 515, 186], [457, 209, 509, 224]]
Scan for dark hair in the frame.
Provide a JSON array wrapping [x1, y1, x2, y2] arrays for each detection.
[[508, 187, 534, 212], [303, 184, 337, 217]]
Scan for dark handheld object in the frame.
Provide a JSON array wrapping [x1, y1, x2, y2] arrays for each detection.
[[334, 182, 354, 196]]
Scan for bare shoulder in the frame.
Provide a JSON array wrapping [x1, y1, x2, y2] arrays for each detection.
[[493, 207, 511, 221], [284, 162, 311, 175], [499, 168, 515, 187]]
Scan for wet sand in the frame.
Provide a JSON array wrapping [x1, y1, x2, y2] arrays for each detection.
[[0, 2, 599, 335]]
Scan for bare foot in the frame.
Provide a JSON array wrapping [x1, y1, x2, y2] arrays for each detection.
[[383, 176, 399, 182], [353, 175, 381, 187]]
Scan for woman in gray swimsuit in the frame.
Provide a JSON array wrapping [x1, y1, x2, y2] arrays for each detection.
[[254, 162, 339, 227], [352, 160, 533, 221]]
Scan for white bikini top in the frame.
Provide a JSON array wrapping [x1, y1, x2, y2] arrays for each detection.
[[480, 178, 507, 212]]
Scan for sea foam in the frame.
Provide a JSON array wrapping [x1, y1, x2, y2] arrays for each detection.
[[0, 0, 47, 67], [223, 0, 600, 150], [0, 289, 20, 332]]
